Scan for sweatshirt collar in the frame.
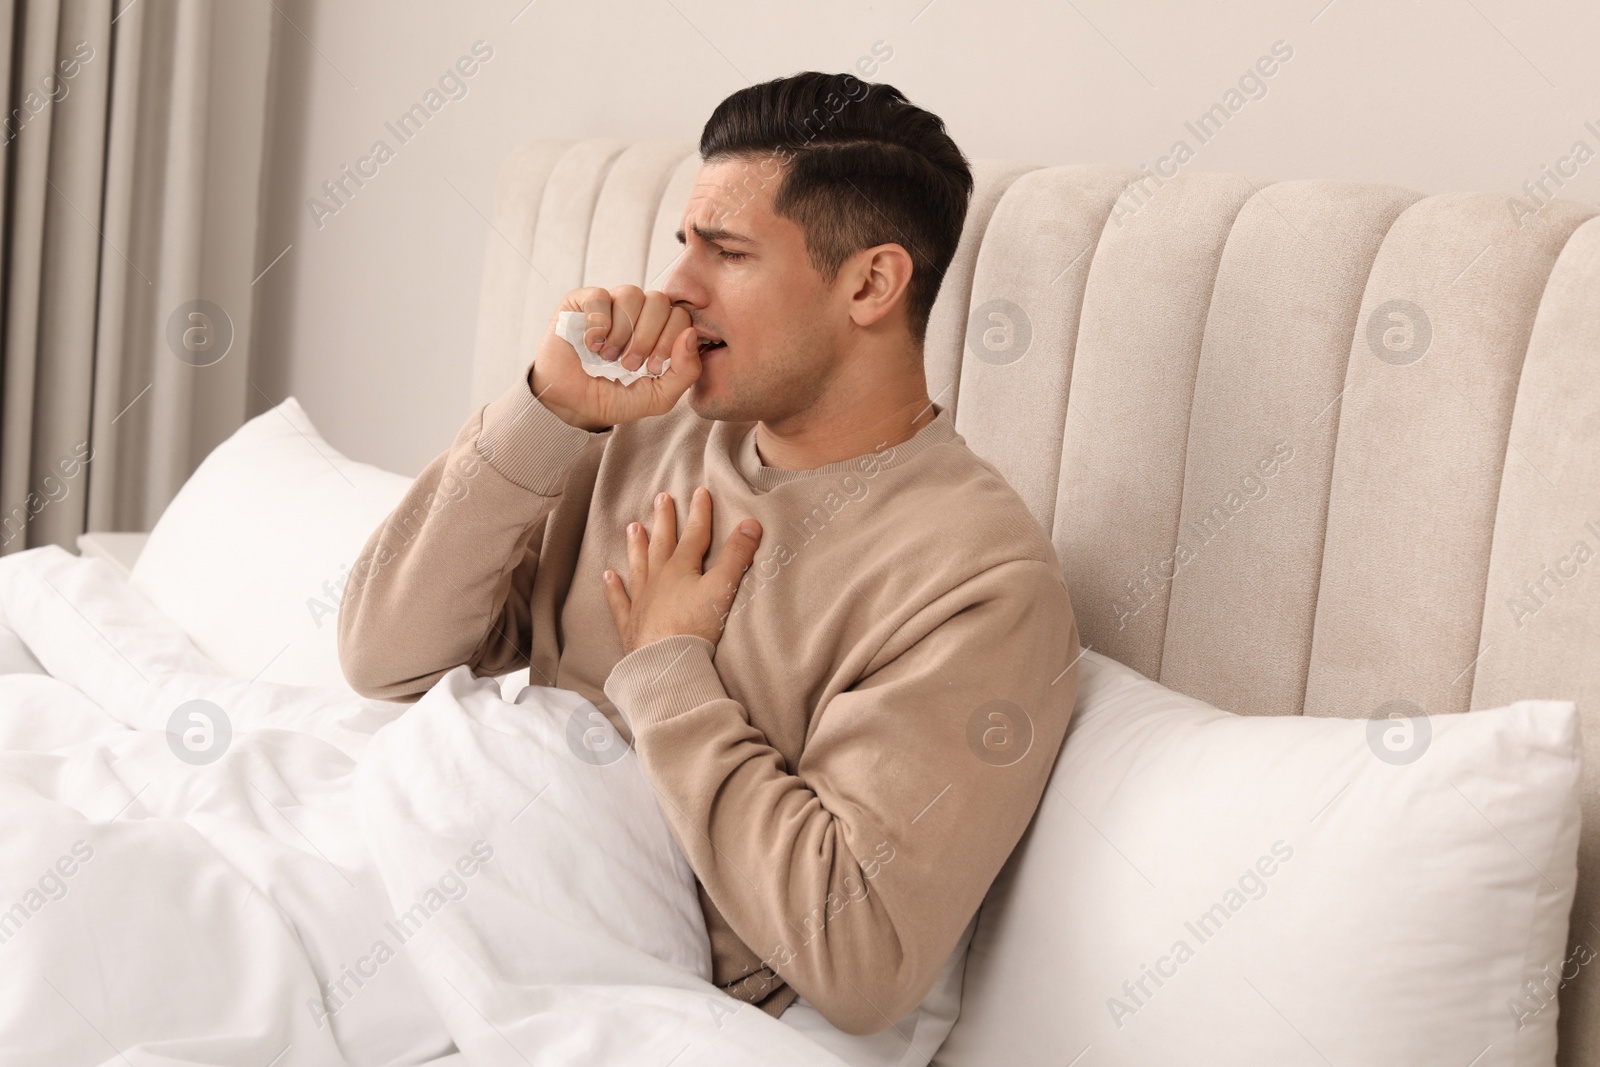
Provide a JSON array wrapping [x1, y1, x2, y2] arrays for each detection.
[[730, 403, 955, 490]]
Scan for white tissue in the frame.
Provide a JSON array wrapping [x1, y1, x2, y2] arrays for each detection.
[[555, 310, 671, 387]]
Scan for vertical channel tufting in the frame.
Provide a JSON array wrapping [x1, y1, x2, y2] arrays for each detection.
[[1158, 181, 1420, 716], [512, 139, 630, 387], [1303, 193, 1594, 721], [476, 140, 1600, 1061], [645, 153, 703, 290], [1469, 215, 1600, 1067], [922, 160, 1041, 421], [1472, 214, 1600, 716], [468, 140, 574, 408], [583, 141, 696, 288], [1051, 172, 1260, 681], [955, 166, 1136, 535]]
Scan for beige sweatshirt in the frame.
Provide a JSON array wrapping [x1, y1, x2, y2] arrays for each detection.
[[337, 366, 1082, 1036]]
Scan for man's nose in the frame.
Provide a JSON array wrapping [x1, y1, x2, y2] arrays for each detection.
[[658, 248, 702, 308]]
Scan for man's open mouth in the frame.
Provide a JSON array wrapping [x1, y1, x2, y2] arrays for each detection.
[[697, 335, 727, 357]]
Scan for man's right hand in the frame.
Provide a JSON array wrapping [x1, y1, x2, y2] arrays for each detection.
[[529, 285, 704, 432]]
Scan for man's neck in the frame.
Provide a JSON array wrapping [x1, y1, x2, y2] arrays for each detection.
[[753, 388, 939, 471]]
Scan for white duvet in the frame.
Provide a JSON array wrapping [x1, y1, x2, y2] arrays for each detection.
[[0, 545, 851, 1067]]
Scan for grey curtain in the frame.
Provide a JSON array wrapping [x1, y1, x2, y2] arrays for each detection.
[[0, 0, 272, 558]]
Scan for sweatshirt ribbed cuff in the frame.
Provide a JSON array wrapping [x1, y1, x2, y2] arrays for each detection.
[[476, 371, 608, 495], [602, 634, 730, 729]]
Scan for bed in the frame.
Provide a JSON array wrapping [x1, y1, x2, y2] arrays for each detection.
[[8, 137, 1598, 1065]]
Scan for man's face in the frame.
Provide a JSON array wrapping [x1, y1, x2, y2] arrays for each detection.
[[661, 156, 840, 424]]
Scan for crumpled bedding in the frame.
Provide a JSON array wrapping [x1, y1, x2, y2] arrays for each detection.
[[0, 545, 849, 1066]]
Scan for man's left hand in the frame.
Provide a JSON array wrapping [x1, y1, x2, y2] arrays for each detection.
[[602, 486, 763, 655]]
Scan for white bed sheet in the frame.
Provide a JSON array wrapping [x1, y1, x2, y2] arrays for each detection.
[[0, 544, 854, 1067]]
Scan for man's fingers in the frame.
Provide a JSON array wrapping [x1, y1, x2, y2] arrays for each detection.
[[707, 518, 763, 598], [677, 486, 714, 565], [626, 518, 649, 587], [600, 569, 631, 638], [647, 307, 692, 375], [604, 285, 645, 362], [622, 291, 672, 372], [573, 288, 614, 356], [648, 492, 676, 572], [646, 325, 703, 407]]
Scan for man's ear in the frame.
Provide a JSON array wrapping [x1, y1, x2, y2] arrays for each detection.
[[845, 243, 915, 330]]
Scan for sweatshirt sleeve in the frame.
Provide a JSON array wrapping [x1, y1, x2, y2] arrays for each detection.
[[601, 557, 1081, 1036], [337, 370, 607, 702]]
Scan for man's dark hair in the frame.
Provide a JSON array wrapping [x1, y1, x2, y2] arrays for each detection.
[[698, 71, 973, 345]]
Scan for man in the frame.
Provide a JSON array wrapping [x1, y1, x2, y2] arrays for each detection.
[[338, 71, 1081, 1038]]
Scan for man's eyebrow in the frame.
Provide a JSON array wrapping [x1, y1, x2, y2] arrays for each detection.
[[675, 223, 756, 246]]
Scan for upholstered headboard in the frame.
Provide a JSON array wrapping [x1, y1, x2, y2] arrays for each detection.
[[470, 138, 1600, 1058]]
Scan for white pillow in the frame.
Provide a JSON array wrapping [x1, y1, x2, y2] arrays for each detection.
[[130, 397, 412, 690], [937, 651, 1581, 1067]]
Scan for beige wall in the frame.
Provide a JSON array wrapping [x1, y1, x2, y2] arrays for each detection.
[[251, 0, 1600, 477]]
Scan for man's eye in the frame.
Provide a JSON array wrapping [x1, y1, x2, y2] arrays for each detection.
[[719, 250, 747, 261]]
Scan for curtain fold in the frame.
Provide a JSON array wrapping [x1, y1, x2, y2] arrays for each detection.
[[0, 0, 272, 558]]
